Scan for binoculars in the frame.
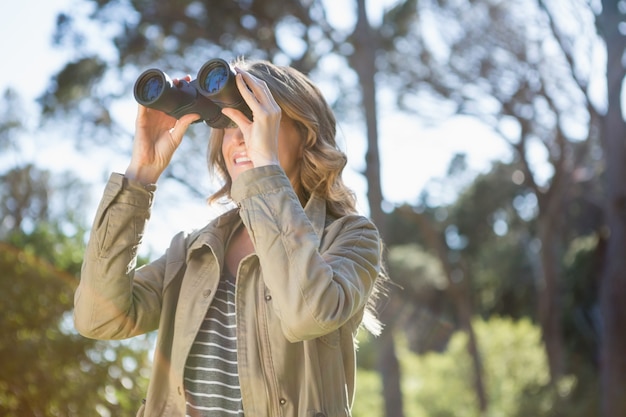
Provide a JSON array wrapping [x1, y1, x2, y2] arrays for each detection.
[[133, 58, 252, 128]]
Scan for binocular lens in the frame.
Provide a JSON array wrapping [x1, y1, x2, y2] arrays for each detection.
[[140, 76, 164, 102], [135, 71, 167, 104], [202, 65, 229, 94]]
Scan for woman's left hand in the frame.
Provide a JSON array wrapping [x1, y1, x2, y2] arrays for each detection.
[[220, 68, 281, 168]]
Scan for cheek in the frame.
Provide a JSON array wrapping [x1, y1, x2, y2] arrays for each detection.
[[215, 135, 232, 177], [278, 141, 295, 165], [220, 138, 231, 166], [278, 124, 304, 165]]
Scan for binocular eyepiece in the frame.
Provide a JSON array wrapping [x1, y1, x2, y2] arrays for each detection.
[[133, 58, 252, 128]]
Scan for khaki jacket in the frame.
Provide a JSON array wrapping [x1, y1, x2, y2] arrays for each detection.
[[74, 166, 381, 417]]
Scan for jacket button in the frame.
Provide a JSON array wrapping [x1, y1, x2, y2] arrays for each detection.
[[265, 294, 272, 301], [279, 398, 286, 405], [202, 289, 212, 298]]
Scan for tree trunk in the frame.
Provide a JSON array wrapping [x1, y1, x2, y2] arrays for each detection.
[[401, 207, 488, 414], [349, 1, 403, 416], [376, 297, 404, 417], [536, 214, 565, 381], [599, 3, 626, 415]]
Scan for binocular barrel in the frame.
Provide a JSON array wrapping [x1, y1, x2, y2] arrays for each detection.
[[196, 60, 253, 121], [133, 59, 252, 128]]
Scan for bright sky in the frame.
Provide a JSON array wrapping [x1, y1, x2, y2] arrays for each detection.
[[0, 0, 513, 255], [1, 1, 73, 103]]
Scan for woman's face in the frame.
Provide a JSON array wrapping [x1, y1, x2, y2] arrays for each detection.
[[221, 117, 304, 189]]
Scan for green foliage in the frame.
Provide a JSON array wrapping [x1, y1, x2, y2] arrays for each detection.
[[450, 161, 535, 257], [352, 368, 384, 417], [0, 230, 153, 416], [385, 160, 540, 321], [555, 235, 602, 416], [402, 317, 589, 417], [41, 57, 108, 114], [386, 243, 455, 354], [0, 163, 153, 416], [471, 232, 536, 319], [355, 317, 590, 417], [384, 206, 424, 246], [388, 243, 447, 295], [381, 149, 603, 415]]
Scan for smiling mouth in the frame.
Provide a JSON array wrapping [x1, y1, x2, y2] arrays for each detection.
[[233, 153, 252, 165]]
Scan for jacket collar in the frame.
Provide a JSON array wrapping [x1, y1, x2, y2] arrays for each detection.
[[185, 193, 328, 265], [185, 208, 239, 267]]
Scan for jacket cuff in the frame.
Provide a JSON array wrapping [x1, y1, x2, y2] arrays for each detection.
[[102, 173, 157, 208], [230, 165, 291, 203]]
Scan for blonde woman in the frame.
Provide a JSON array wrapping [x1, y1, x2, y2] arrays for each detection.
[[74, 58, 386, 417]]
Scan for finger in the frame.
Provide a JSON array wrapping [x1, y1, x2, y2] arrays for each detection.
[[221, 107, 251, 130], [169, 113, 199, 142], [136, 103, 148, 117], [172, 74, 192, 86], [179, 112, 200, 126], [135, 104, 153, 128], [235, 76, 280, 123], [233, 72, 258, 105], [234, 69, 272, 104]]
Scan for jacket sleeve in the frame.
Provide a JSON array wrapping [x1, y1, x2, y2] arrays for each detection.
[[231, 165, 381, 342], [73, 173, 169, 340]]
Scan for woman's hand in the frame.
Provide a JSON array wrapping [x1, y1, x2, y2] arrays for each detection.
[[221, 68, 282, 168], [125, 75, 199, 184]]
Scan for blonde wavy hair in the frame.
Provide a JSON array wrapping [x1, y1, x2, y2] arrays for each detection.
[[206, 58, 357, 218], [207, 58, 389, 335]]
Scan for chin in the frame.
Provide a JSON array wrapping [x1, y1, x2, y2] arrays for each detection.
[[229, 166, 254, 182]]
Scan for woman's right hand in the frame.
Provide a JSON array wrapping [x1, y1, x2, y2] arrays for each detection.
[[125, 76, 200, 185]]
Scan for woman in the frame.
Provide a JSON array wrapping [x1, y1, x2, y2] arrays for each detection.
[[74, 58, 386, 417]]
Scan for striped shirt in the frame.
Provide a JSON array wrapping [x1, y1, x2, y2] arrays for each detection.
[[184, 274, 244, 416]]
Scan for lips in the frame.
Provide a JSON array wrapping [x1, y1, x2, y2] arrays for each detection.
[[232, 151, 252, 165]]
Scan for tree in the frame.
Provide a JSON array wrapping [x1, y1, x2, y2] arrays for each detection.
[[0, 89, 26, 152], [39, 0, 614, 415], [388, 141, 608, 413], [402, 317, 564, 417], [386, 243, 453, 355], [391, 159, 532, 414], [0, 234, 152, 416], [596, 1, 626, 415], [380, 0, 602, 385], [0, 102, 154, 415]]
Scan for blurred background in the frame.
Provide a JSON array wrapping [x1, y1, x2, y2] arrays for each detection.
[[1, 0, 623, 416]]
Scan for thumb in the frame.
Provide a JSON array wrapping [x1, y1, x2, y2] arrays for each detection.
[[179, 112, 201, 127]]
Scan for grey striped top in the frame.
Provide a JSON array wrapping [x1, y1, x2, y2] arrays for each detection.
[[184, 274, 244, 416]]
